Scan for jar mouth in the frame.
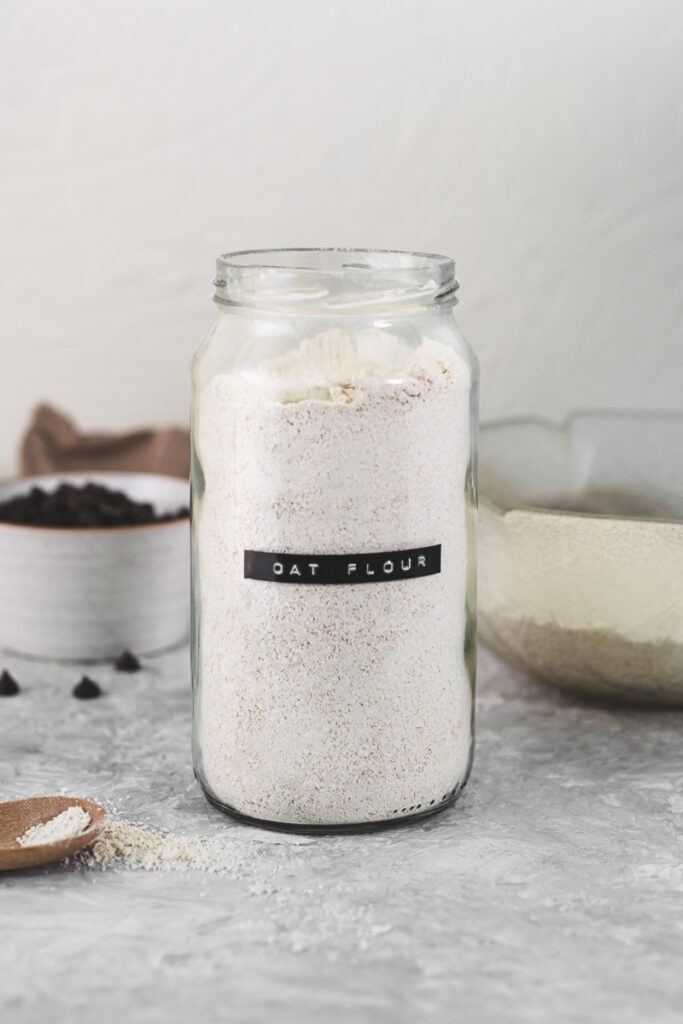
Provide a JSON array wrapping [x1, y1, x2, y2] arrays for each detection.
[[214, 248, 458, 313]]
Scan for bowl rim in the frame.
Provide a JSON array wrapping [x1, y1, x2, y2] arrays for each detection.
[[480, 408, 683, 527], [0, 470, 190, 534], [481, 407, 683, 432]]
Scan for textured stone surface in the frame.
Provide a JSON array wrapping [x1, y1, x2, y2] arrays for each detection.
[[0, 645, 682, 1023]]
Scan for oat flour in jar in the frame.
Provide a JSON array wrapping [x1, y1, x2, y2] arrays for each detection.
[[193, 327, 475, 827]]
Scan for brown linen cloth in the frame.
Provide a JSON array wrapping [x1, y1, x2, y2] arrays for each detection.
[[21, 404, 190, 479]]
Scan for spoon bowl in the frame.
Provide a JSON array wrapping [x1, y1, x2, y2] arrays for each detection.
[[0, 796, 107, 871]]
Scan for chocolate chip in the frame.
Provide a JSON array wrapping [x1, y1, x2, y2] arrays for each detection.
[[73, 676, 103, 699], [0, 482, 189, 529], [0, 669, 20, 696], [114, 650, 141, 672]]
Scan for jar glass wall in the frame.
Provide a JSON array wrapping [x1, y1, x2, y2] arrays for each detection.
[[191, 249, 478, 832]]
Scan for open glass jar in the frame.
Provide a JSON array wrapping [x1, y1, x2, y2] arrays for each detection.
[[191, 249, 478, 832]]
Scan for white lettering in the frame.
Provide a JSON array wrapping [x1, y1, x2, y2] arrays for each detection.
[[365, 564, 375, 576], [289, 564, 301, 576], [308, 563, 319, 576], [347, 562, 357, 576], [401, 558, 412, 571], [383, 560, 394, 574], [273, 562, 284, 575], [417, 555, 426, 568]]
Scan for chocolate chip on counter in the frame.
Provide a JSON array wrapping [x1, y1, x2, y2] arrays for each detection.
[[0, 670, 20, 696], [114, 650, 141, 673], [72, 676, 103, 699]]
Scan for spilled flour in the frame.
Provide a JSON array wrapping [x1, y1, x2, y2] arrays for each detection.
[[77, 820, 244, 874], [18, 806, 91, 847], [71, 820, 392, 956]]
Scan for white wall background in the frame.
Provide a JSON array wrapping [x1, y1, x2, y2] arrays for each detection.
[[1, 0, 681, 474]]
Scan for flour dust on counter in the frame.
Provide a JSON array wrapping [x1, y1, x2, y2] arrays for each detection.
[[76, 820, 245, 874]]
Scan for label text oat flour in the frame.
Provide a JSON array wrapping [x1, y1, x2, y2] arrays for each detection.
[[244, 545, 441, 584]]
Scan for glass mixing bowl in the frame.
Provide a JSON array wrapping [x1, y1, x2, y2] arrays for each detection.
[[478, 411, 683, 704]]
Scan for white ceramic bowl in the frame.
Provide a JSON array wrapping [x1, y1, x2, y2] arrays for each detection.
[[0, 472, 190, 660]]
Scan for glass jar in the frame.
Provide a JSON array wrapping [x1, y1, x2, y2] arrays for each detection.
[[191, 249, 478, 832]]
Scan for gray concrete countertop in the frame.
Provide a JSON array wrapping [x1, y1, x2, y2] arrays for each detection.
[[1, 645, 681, 1024]]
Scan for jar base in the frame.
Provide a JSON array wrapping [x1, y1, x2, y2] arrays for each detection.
[[196, 773, 470, 835]]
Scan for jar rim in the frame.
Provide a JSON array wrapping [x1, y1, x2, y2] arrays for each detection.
[[214, 248, 458, 313]]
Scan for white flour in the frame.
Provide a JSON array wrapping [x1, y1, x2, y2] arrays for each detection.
[[17, 806, 90, 846], [478, 498, 683, 703], [194, 329, 474, 826], [77, 820, 243, 873]]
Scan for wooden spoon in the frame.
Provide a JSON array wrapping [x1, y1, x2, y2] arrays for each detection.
[[0, 795, 107, 871]]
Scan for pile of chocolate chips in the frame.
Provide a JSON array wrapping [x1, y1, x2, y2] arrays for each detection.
[[0, 482, 189, 528]]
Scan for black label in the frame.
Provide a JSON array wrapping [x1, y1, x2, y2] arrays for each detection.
[[244, 545, 441, 585]]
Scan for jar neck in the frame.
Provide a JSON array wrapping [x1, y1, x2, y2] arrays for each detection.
[[213, 249, 459, 315]]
